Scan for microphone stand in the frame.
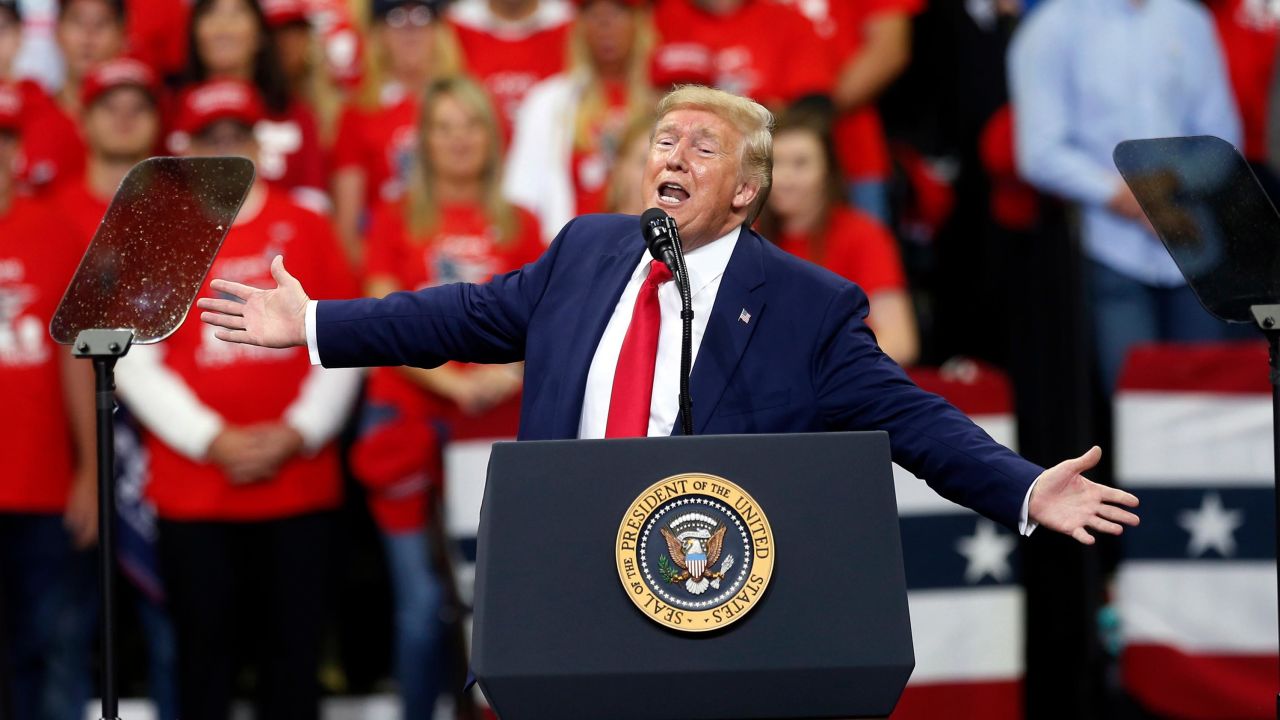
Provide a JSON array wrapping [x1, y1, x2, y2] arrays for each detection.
[[666, 217, 694, 436]]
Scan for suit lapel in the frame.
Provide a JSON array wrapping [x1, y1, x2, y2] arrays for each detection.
[[552, 239, 645, 438], [678, 229, 768, 435]]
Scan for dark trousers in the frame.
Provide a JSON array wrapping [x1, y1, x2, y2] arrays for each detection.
[[0, 513, 96, 720], [158, 511, 334, 720]]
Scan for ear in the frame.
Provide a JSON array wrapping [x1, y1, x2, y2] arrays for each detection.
[[730, 179, 760, 214]]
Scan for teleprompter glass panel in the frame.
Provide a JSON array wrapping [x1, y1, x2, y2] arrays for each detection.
[[50, 156, 254, 345], [1114, 136, 1280, 324]]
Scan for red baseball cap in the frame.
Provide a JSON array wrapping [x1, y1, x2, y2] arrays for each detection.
[[0, 83, 22, 133], [262, 0, 309, 28], [81, 58, 161, 109], [177, 80, 265, 136]]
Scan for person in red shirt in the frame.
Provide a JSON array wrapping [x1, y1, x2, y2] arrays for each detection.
[[650, 0, 835, 108], [176, 0, 328, 213], [1209, 0, 1280, 184], [445, 0, 575, 139], [0, 81, 100, 720], [331, 0, 460, 266], [505, 0, 655, 239], [19, 0, 125, 195], [757, 107, 918, 364], [356, 74, 543, 720], [114, 79, 361, 720], [126, 0, 190, 79], [792, 0, 919, 223]]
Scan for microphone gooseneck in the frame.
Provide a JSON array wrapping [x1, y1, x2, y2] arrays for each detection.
[[639, 208, 694, 436]]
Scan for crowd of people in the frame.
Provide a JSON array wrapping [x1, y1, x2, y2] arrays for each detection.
[[0, 0, 1272, 718]]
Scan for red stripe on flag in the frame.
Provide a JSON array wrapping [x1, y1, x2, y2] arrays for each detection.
[[907, 361, 1013, 416], [1117, 342, 1269, 394], [889, 680, 1021, 720], [1124, 644, 1278, 718]]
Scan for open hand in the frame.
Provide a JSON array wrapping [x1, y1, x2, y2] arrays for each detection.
[[1029, 446, 1140, 545], [197, 255, 310, 348]]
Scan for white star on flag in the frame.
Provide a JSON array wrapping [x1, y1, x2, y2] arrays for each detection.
[[1178, 491, 1244, 557], [955, 519, 1016, 584], [739, 308, 751, 324]]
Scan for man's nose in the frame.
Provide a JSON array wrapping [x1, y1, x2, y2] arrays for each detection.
[[664, 140, 689, 171]]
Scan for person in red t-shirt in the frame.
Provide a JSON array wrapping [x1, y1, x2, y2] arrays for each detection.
[[114, 80, 361, 720], [175, 0, 328, 213], [19, 0, 125, 195], [446, 0, 574, 140], [505, 0, 655, 240], [356, 74, 543, 720], [0, 81, 100, 720], [790, 0, 919, 223], [1209, 0, 1280, 171], [650, 0, 835, 108], [126, 0, 189, 79], [331, 0, 461, 266], [757, 108, 918, 365]]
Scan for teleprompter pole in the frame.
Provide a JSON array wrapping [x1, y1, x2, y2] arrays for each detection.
[[73, 329, 134, 720], [1249, 306, 1280, 720]]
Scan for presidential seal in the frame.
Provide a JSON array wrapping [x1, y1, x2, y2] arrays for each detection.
[[615, 473, 775, 632]]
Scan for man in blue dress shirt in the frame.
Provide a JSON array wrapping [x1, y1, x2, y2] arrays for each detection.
[[1009, 0, 1242, 391]]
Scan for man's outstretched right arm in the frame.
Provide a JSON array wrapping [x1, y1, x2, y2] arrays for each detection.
[[198, 229, 565, 369]]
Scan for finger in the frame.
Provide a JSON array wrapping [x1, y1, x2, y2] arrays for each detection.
[[270, 255, 297, 289], [213, 328, 254, 344], [200, 311, 247, 331], [210, 278, 258, 301], [1088, 516, 1124, 535], [1098, 504, 1140, 526], [196, 297, 245, 316], [1071, 526, 1096, 545], [1065, 445, 1103, 473], [1101, 486, 1140, 507]]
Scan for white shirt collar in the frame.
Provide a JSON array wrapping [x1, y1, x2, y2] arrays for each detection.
[[631, 225, 741, 297]]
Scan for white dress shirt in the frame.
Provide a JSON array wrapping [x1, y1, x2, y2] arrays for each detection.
[[577, 227, 741, 439], [304, 224, 1037, 533]]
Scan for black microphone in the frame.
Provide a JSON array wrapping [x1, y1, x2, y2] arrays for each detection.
[[639, 207, 695, 436], [641, 207, 682, 277]]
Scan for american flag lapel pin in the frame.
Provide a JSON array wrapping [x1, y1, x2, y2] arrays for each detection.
[[739, 308, 751, 325]]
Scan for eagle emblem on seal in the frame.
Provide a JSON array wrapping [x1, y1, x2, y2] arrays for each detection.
[[658, 513, 737, 595]]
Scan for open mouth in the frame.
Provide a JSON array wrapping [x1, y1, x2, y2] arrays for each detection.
[[657, 181, 690, 206]]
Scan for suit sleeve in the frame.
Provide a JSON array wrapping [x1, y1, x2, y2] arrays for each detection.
[[813, 284, 1042, 529], [313, 216, 570, 369]]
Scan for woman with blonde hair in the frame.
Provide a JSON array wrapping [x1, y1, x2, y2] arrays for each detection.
[[352, 74, 543, 720], [330, 0, 461, 266], [504, 0, 654, 240]]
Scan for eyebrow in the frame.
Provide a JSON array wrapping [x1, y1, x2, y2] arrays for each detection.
[[653, 124, 724, 147]]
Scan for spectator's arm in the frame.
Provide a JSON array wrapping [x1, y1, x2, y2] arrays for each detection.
[[866, 288, 919, 366], [1007, 17, 1121, 206], [114, 343, 226, 460], [58, 347, 96, 476], [331, 167, 367, 268], [282, 365, 363, 454], [834, 13, 912, 111]]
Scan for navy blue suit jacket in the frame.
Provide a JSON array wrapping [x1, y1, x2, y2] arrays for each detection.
[[317, 214, 1042, 529]]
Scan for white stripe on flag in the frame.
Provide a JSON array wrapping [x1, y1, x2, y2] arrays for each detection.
[[907, 587, 1024, 683], [895, 415, 1016, 516], [1117, 561, 1278, 653], [1116, 394, 1273, 486]]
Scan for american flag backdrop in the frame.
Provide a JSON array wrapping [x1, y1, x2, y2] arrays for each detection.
[[1115, 343, 1278, 718], [889, 363, 1024, 720]]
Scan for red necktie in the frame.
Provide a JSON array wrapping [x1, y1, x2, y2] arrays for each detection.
[[605, 260, 673, 438]]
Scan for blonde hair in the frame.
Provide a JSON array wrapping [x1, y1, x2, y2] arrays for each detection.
[[566, 5, 655, 152], [355, 10, 461, 111], [655, 84, 775, 219], [403, 75, 517, 243]]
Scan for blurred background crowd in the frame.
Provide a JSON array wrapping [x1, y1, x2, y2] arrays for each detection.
[[0, 0, 1272, 718]]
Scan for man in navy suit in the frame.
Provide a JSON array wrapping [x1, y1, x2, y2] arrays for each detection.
[[199, 85, 1138, 543]]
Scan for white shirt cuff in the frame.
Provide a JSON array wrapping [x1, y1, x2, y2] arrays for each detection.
[[306, 299, 321, 366], [1018, 479, 1039, 536]]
